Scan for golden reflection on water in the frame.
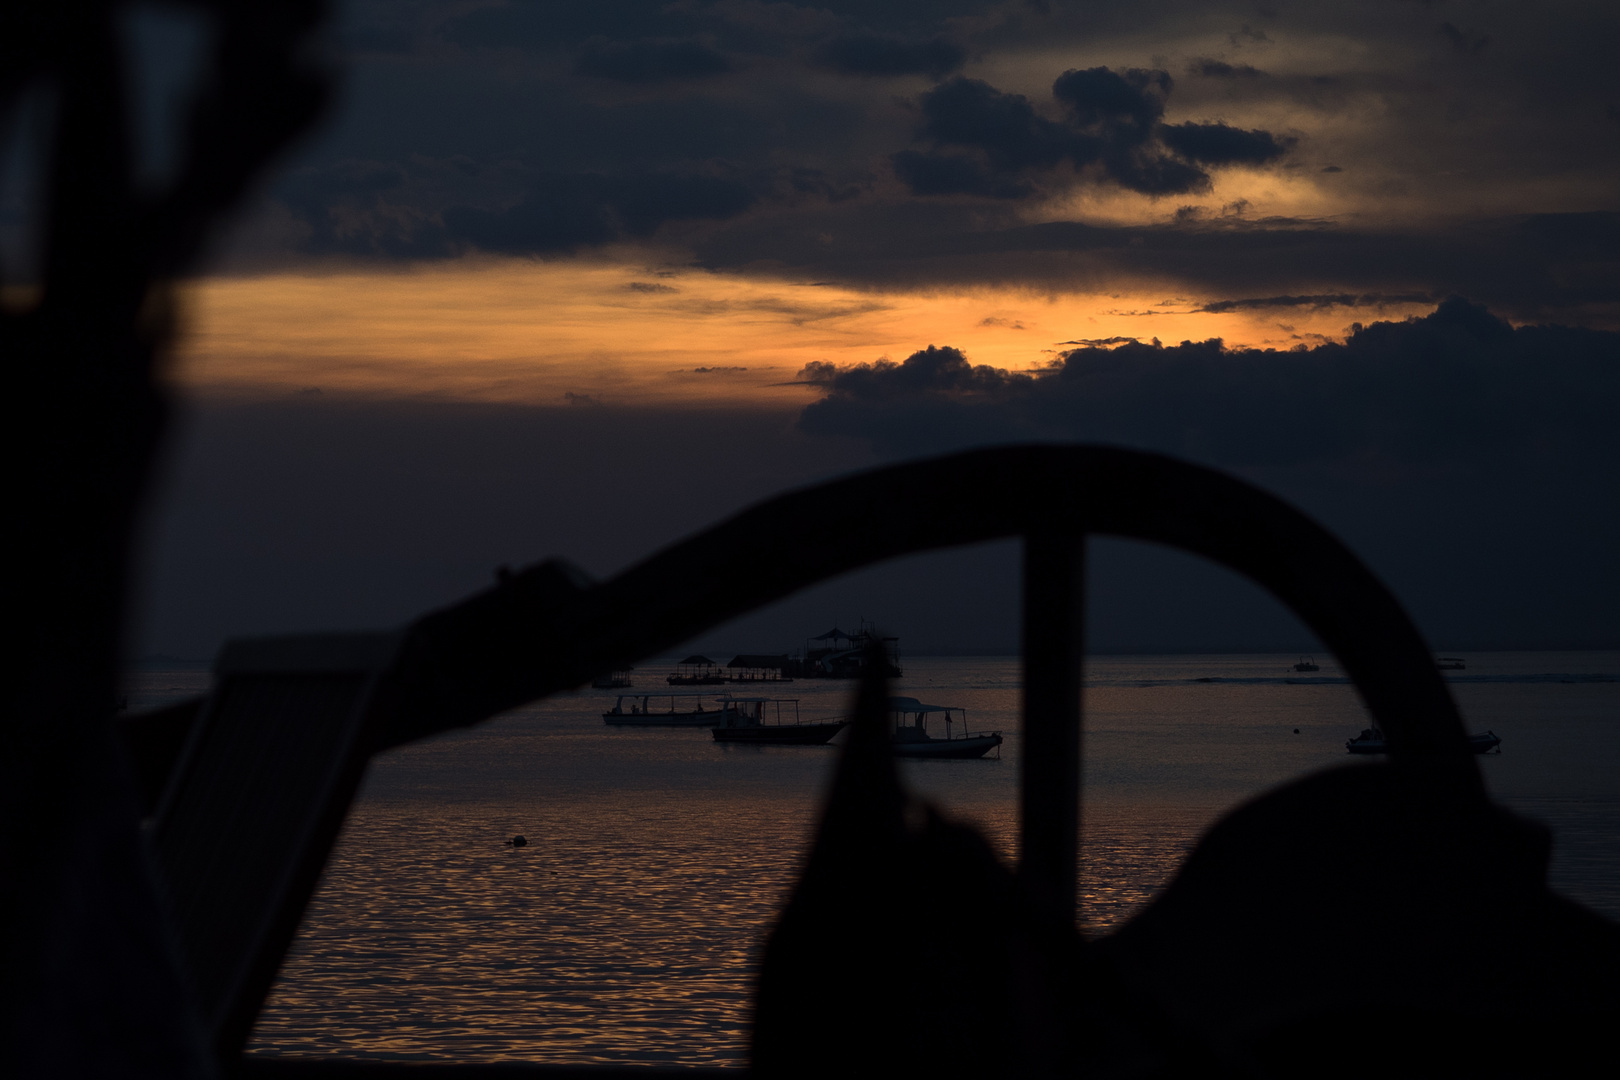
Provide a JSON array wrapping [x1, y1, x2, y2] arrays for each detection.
[[230, 652, 1618, 1065], [252, 796, 817, 1065], [250, 797, 1210, 1065]]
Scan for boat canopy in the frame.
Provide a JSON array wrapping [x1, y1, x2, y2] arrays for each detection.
[[676, 654, 716, 666], [809, 628, 850, 641], [616, 690, 719, 700], [886, 696, 956, 713]]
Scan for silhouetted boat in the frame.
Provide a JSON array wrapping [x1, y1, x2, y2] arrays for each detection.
[[711, 697, 846, 745], [1435, 657, 1467, 670], [726, 654, 794, 683], [784, 622, 902, 678], [668, 655, 726, 685], [1345, 726, 1501, 754], [591, 667, 633, 689], [1293, 656, 1320, 672], [887, 697, 1002, 759], [603, 692, 729, 726]]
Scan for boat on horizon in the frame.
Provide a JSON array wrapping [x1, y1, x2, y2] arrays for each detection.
[[667, 655, 727, 685], [1293, 656, 1320, 672], [783, 621, 902, 679], [591, 666, 634, 689], [724, 654, 795, 684], [887, 697, 1002, 759], [1435, 657, 1467, 670], [711, 697, 846, 745], [603, 692, 730, 726], [1345, 725, 1501, 754]]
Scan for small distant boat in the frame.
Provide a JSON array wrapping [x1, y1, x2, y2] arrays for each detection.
[[1345, 726, 1501, 754], [887, 697, 1002, 759], [725, 654, 794, 684], [667, 655, 727, 686], [591, 667, 634, 689], [711, 697, 846, 745], [1435, 657, 1467, 671], [1293, 656, 1320, 672], [603, 692, 729, 726]]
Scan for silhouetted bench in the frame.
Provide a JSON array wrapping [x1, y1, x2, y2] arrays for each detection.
[[149, 633, 403, 1057]]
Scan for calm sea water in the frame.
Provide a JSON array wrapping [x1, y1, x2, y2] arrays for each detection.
[[126, 651, 1620, 1067]]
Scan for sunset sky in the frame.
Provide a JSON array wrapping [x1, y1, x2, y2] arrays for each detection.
[[16, 0, 1613, 659]]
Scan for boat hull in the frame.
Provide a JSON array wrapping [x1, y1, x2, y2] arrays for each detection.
[[712, 722, 846, 745], [603, 711, 721, 726], [893, 733, 1003, 759]]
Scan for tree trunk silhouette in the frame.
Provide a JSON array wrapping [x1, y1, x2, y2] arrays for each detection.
[[0, 4, 328, 1073]]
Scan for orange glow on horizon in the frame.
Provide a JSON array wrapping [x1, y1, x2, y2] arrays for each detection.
[[169, 257, 1438, 406]]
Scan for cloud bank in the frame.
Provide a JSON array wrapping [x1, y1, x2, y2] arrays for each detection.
[[792, 299, 1620, 648], [798, 298, 1620, 467]]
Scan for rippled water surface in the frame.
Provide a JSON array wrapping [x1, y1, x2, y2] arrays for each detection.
[[126, 651, 1620, 1066]]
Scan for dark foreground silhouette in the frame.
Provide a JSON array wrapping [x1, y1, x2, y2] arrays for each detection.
[[3, 3, 328, 1076], [751, 643, 1620, 1079]]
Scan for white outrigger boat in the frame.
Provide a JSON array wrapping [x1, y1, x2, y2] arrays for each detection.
[[1345, 725, 1501, 754], [602, 691, 730, 726], [887, 697, 1002, 759]]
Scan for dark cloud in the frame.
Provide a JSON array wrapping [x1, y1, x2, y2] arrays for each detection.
[[800, 344, 1035, 398], [1158, 121, 1292, 166], [1056, 336, 1140, 347], [812, 34, 965, 79], [916, 77, 1097, 172], [575, 38, 733, 84], [1104, 154, 1212, 197], [1196, 292, 1434, 313], [1188, 58, 1266, 78], [146, 0, 1611, 364], [1051, 66, 1170, 142], [890, 150, 1032, 199], [178, 0, 1618, 335], [895, 68, 1291, 199], [443, 172, 758, 254], [693, 207, 1620, 328], [798, 299, 1620, 469]]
